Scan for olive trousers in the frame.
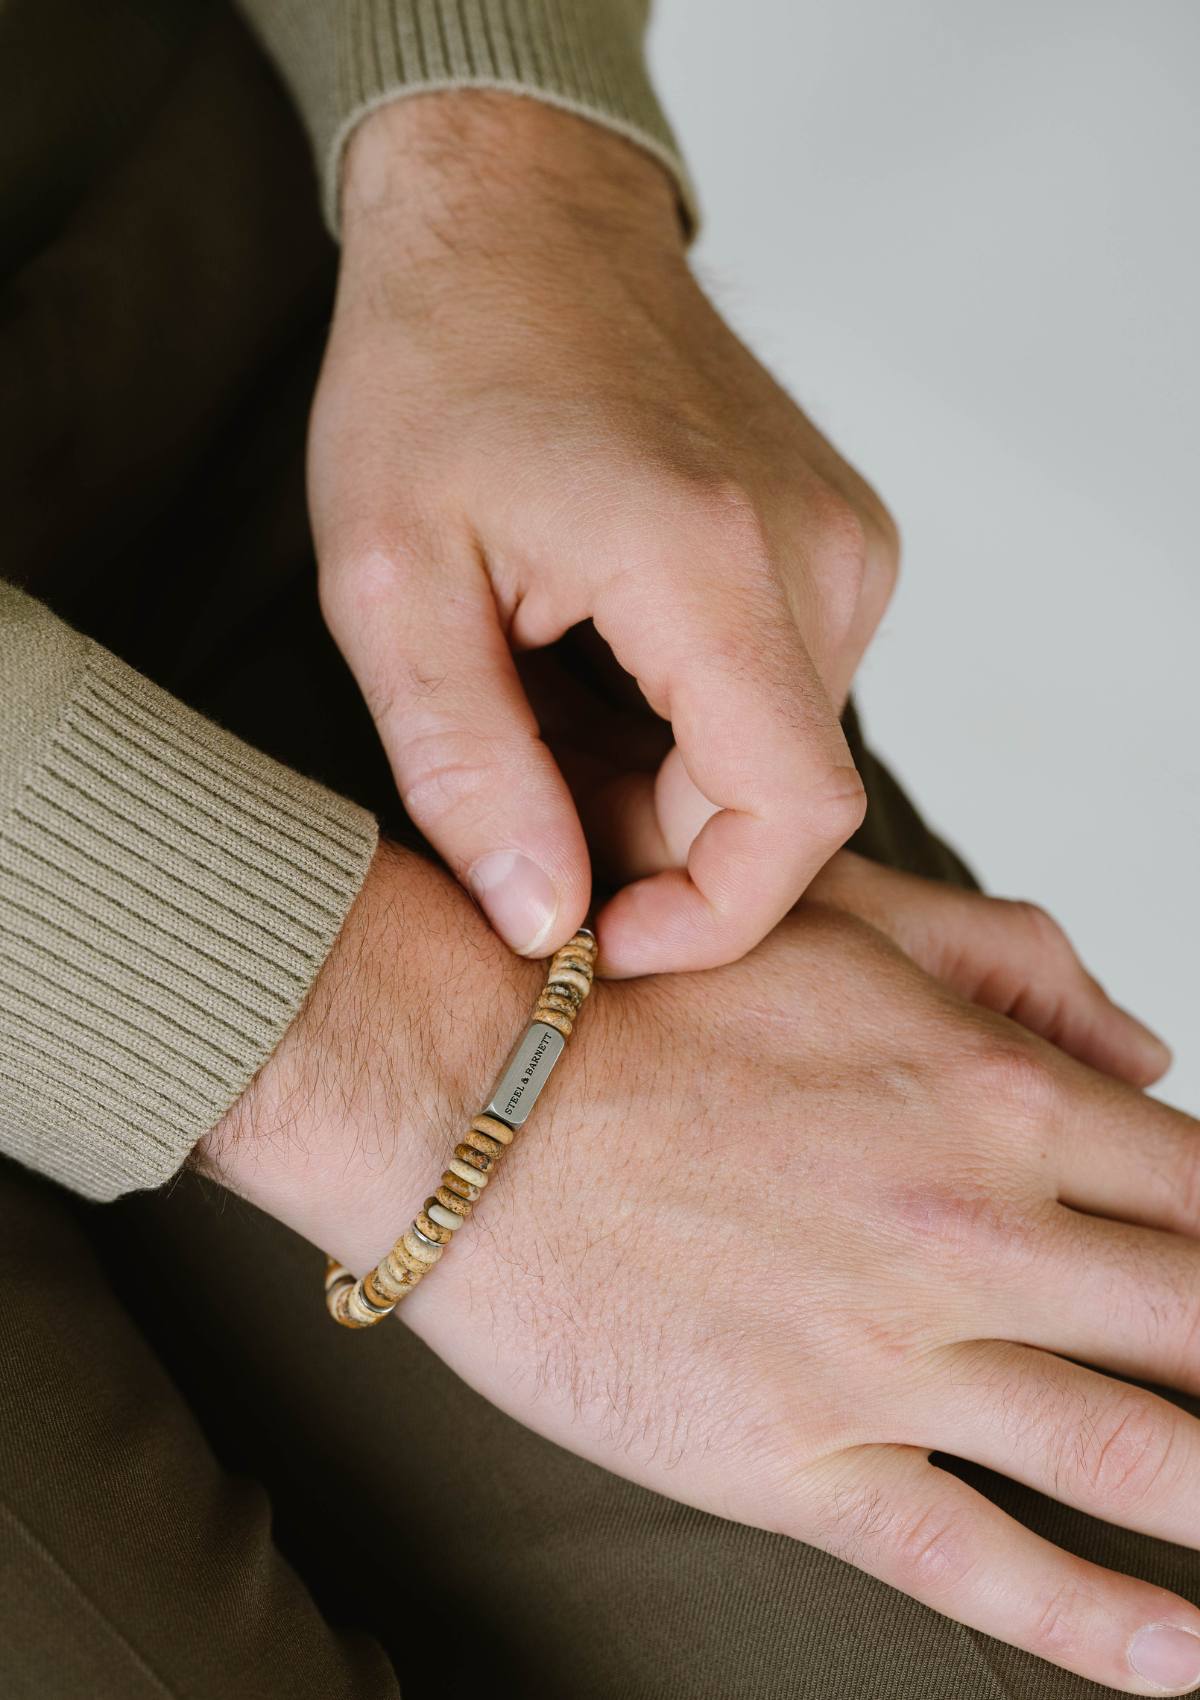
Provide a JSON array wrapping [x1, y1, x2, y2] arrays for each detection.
[[3, 4, 1196, 1696]]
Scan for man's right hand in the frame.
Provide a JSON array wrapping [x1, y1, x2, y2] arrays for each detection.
[[203, 846, 1200, 1696]]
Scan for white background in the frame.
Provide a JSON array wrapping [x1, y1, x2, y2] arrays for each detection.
[[651, 0, 1199, 1106]]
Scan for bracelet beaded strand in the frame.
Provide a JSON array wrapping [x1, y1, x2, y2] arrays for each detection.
[[324, 927, 597, 1328]]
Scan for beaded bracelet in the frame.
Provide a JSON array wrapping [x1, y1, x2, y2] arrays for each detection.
[[324, 927, 597, 1328]]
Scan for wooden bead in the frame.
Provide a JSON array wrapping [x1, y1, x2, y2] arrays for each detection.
[[453, 1144, 492, 1175], [462, 1128, 504, 1160], [448, 1157, 489, 1189], [438, 1176, 478, 1206], [471, 1114, 515, 1146], [426, 1202, 465, 1232], [415, 1210, 452, 1245], [402, 1229, 443, 1266]]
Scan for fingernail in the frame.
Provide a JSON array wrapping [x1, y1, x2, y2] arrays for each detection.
[[468, 851, 558, 955], [1129, 1624, 1200, 1692]]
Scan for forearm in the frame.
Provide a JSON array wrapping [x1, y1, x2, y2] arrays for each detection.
[[0, 583, 377, 1200]]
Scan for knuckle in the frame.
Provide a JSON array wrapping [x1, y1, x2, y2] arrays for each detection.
[[884, 1502, 979, 1599], [1050, 1396, 1178, 1515], [1171, 1144, 1200, 1244], [318, 535, 420, 632], [807, 763, 869, 847], [957, 1034, 1061, 1127], [857, 517, 901, 631], [1029, 1574, 1099, 1659], [803, 487, 870, 647], [646, 475, 772, 571], [1005, 899, 1074, 960], [397, 724, 530, 839], [889, 1185, 1043, 1279]]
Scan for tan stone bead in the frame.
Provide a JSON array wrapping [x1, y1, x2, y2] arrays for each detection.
[[471, 1114, 515, 1146], [436, 1182, 475, 1213], [426, 1202, 465, 1232], [346, 1282, 389, 1326], [362, 1271, 399, 1305], [447, 1157, 489, 1190], [390, 1238, 434, 1278], [547, 965, 591, 998], [327, 1283, 368, 1328], [371, 1257, 418, 1303], [534, 1007, 573, 1037], [415, 1210, 452, 1246], [536, 989, 577, 1016], [453, 1143, 492, 1174], [438, 1176, 479, 1203], [551, 953, 593, 980], [402, 1229, 443, 1266], [462, 1127, 504, 1161], [324, 1258, 353, 1294]]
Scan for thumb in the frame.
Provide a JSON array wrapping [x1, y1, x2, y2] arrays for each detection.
[[807, 851, 1172, 1088], [322, 543, 590, 956]]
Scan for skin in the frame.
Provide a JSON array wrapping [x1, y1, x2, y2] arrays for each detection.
[[311, 91, 900, 976], [199, 845, 1200, 1696]]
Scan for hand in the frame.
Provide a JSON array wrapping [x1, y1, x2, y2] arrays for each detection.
[[808, 850, 1171, 1087], [310, 93, 899, 976], [201, 848, 1196, 1694]]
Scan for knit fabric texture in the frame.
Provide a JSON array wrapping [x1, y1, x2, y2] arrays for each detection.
[[0, 587, 378, 1201], [236, 0, 695, 231]]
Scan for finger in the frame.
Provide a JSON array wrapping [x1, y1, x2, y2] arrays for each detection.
[[808, 853, 1172, 1086], [814, 1443, 1200, 1693], [592, 569, 866, 975], [1051, 1063, 1200, 1235], [936, 1338, 1200, 1545], [1007, 1207, 1200, 1393], [321, 541, 590, 955]]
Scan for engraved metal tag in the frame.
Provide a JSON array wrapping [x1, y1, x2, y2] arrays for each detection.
[[482, 1021, 565, 1127]]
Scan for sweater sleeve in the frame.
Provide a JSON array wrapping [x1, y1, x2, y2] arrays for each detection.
[[0, 584, 378, 1202], [233, 0, 694, 232]]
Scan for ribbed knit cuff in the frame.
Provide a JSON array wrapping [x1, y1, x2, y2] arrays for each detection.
[[0, 645, 377, 1201], [238, 0, 696, 234]]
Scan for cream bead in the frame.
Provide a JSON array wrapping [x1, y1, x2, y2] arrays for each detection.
[[402, 1229, 443, 1266], [448, 1157, 489, 1189], [427, 1203, 464, 1232]]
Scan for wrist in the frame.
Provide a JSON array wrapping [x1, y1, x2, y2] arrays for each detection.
[[339, 90, 684, 268], [196, 841, 543, 1271]]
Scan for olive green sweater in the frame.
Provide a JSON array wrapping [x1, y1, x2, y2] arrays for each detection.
[[0, 1, 687, 1202]]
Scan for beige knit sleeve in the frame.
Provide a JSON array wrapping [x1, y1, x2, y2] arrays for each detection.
[[234, 0, 694, 231], [0, 584, 378, 1202]]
